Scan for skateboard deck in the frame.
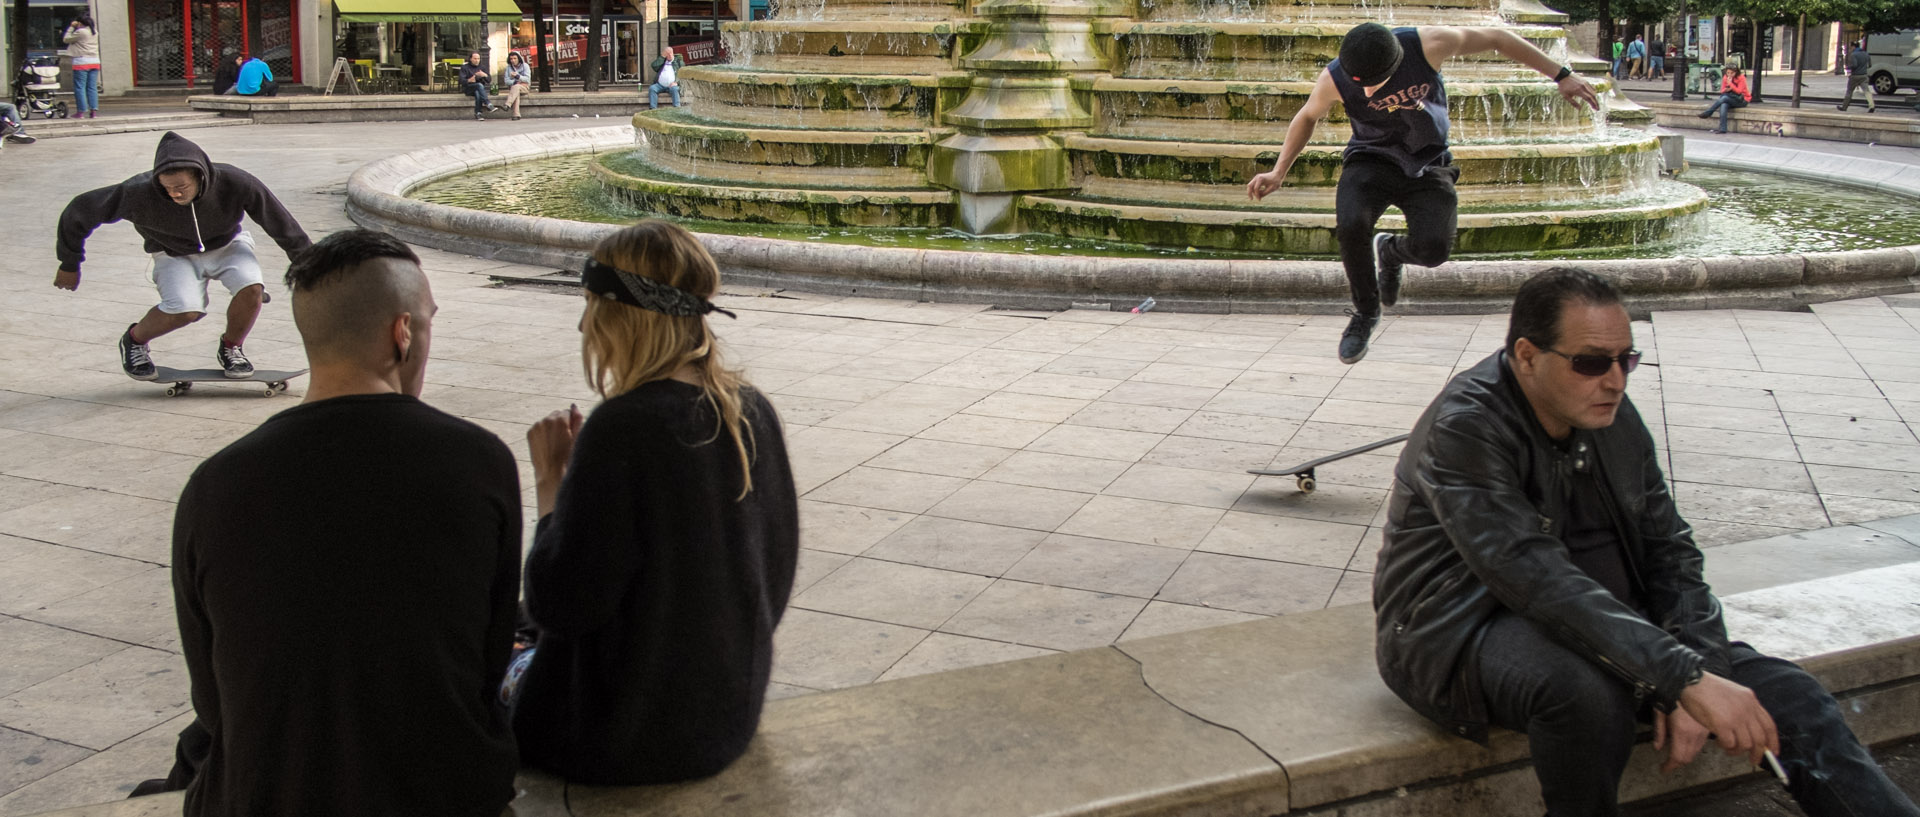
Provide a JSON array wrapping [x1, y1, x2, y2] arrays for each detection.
[[150, 366, 307, 398], [1249, 432, 1411, 493]]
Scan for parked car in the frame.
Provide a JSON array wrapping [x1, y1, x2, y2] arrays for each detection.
[[1866, 28, 1920, 96]]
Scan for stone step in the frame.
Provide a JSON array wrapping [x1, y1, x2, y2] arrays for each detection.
[[13, 112, 249, 140], [29, 518, 1920, 817], [1643, 99, 1920, 148]]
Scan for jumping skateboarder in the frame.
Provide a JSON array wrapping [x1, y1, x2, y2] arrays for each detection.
[[54, 132, 311, 380], [1246, 24, 1598, 363]]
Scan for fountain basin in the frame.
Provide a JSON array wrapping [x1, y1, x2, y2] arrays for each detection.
[[724, 20, 975, 75], [635, 111, 939, 187], [1067, 133, 1667, 206], [678, 68, 966, 131], [1019, 187, 1707, 255], [1099, 21, 1568, 81], [351, 128, 1920, 315], [1134, 0, 1536, 23], [1090, 78, 1607, 143]]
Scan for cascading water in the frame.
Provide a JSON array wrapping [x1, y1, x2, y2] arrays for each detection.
[[591, 0, 1706, 255]]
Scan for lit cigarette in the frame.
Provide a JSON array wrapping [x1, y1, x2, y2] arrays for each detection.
[[1761, 750, 1788, 786]]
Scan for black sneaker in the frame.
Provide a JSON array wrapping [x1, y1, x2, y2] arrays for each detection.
[[218, 343, 254, 379], [1337, 309, 1379, 365], [3, 131, 33, 144], [120, 327, 157, 381], [1373, 232, 1404, 308], [475, 112, 486, 121]]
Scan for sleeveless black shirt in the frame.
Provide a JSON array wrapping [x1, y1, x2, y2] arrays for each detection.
[[1328, 27, 1453, 177]]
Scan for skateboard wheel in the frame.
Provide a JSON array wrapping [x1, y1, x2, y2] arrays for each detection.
[[1297, 476, 1317, 493], [166, 386, 182, 397]]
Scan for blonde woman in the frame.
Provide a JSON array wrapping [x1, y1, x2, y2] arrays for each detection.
[[509, 220, 799, 784]]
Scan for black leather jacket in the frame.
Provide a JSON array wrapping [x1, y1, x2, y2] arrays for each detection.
[[1373, 351, 1731, 743]]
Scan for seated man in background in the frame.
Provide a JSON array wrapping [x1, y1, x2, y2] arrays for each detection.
[[225, 56, 277, 97], [151, 229, 522, 817], [0, 102, 36, 144], [1372, 268, 1919, 817]]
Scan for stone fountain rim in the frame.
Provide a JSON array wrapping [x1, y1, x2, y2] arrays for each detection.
[[344, 125, 1920, 316]]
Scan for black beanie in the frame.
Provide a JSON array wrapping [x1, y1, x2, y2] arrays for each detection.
[[1340, 23, 1403, 87]]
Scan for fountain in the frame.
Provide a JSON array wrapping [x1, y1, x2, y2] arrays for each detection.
[[598, 0, 1706, 254], [344, 0, 1920, 313]]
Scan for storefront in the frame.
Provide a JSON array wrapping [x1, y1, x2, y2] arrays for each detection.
[[333, 0, 508, 91], [507, 9, 644, 85], [6, 0, 94, 58], [663, 0, 728, 63], [126, 0, 299, 86]]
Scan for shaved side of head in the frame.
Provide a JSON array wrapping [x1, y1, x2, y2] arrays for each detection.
[[291, 257, 428, 364], [285, 230, 427, 366]]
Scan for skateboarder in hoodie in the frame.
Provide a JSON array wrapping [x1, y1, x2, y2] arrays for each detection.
[[54, 131, 311, 380]]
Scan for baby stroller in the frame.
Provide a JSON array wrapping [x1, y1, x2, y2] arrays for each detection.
[[12, 56, 70, 120]]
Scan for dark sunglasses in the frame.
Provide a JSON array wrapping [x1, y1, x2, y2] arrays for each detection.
[[1538, 346, 1641, 377]]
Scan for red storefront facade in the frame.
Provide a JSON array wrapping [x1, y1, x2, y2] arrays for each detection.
[[128, 0, 299, 86]]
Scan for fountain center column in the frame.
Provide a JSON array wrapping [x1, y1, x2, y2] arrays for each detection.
[[927, 0, 1127, 234]]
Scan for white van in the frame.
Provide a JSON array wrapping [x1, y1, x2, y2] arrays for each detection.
[[1866, 29, 1920, 96]]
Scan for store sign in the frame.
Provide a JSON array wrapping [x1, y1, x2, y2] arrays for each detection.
[[547, 34, 612, 64], [564, 23, 590, 34], [683, 39, 717, 61]]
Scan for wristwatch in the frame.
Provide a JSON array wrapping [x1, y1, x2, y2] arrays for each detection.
[[1553, 65, 1573, 82]]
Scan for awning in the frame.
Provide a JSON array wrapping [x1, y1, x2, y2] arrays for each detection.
[[333, 0, 489, 24]]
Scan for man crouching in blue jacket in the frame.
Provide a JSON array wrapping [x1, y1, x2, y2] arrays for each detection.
[[1373, 268, 1919, 816]]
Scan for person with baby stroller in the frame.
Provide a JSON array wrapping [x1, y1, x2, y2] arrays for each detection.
[[12, 55, 70, 121]]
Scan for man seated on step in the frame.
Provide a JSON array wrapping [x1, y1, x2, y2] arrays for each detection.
[[54, 131, 310, 379], [1372, 268, 1920, 817], [0, 102, 37, 144], [142, 229, 522, 817]]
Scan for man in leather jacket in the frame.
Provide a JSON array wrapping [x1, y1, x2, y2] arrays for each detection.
[[1373, 268, 1919, 816]]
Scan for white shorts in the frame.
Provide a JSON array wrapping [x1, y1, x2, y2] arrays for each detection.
[[152, 231, 264, 315]]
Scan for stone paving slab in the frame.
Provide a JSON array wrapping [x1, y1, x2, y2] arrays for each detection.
[[3, 121, 1920, 813]]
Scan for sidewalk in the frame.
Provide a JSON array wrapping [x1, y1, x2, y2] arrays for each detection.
[[1, 121, 1918, 815], [1620, 69, 1920, 109]]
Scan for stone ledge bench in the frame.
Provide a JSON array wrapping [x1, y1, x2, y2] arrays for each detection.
[[35, 517, 1920, 817], [1644, 99, 1920, 148], [188, 92, 664, 125]]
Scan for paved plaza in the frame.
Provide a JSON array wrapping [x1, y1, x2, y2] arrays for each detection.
[[2, 122, 1919, 814]]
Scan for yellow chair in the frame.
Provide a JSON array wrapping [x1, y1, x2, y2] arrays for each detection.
[[437, 58, 468, 91]]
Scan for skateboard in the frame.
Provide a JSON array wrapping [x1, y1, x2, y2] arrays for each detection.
[[150, 366, 307, 398], [1249, 433, 1411, 493]]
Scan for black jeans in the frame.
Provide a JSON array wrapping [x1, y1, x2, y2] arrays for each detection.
[[1478, 612, 1920, 817], [1334, 155, 1458, 315]]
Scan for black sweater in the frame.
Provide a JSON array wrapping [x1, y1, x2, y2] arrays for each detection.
[[172, 394, 521, 817], [57, 132, 310, 275], [512, 380, 799, 784]]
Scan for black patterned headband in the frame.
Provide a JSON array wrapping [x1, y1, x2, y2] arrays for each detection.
[[581, 257, 737, 320]]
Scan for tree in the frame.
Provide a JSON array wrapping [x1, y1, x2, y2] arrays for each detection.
[[1548, 0, 1681, 60], [10, 0, 27, 84], [583, 0, 605, 92], [533, 0, 551, 92]]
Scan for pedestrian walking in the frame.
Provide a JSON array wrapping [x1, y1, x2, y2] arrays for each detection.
[[1837, 40, 1875, 113]]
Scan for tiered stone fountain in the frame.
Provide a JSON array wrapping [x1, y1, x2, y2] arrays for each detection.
[[597, 0, 1707, 255]]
